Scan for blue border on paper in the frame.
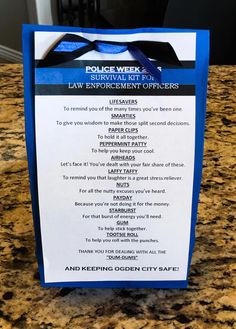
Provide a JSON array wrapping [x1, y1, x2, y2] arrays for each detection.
[[22, 24, 209, 288]]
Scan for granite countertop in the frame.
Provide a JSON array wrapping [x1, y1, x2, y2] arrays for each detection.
[[0, 64, 235, 329]]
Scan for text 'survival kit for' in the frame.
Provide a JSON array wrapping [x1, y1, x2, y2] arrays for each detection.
[[23, 24, 209, 288]]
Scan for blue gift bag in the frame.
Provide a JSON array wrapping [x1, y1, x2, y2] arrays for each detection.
[[23, 24, 209, 288]]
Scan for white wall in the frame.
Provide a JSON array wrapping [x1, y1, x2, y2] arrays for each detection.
[[0, 0, 53, 61], [34, 0, 53, 25]]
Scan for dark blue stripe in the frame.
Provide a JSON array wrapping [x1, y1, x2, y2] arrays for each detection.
[[35, 67, 196, 84]]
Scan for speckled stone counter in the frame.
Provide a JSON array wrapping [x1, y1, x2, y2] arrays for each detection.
[[0, 64, 235, 329]]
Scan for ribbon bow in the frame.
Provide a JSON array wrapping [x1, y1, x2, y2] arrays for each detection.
[[37, 33, 181, 82]]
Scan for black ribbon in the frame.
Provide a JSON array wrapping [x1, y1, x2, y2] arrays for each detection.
[[37, 33, 181, 82]]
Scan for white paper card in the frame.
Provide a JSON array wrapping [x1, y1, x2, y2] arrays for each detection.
[[35, 31, 196, 283]]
